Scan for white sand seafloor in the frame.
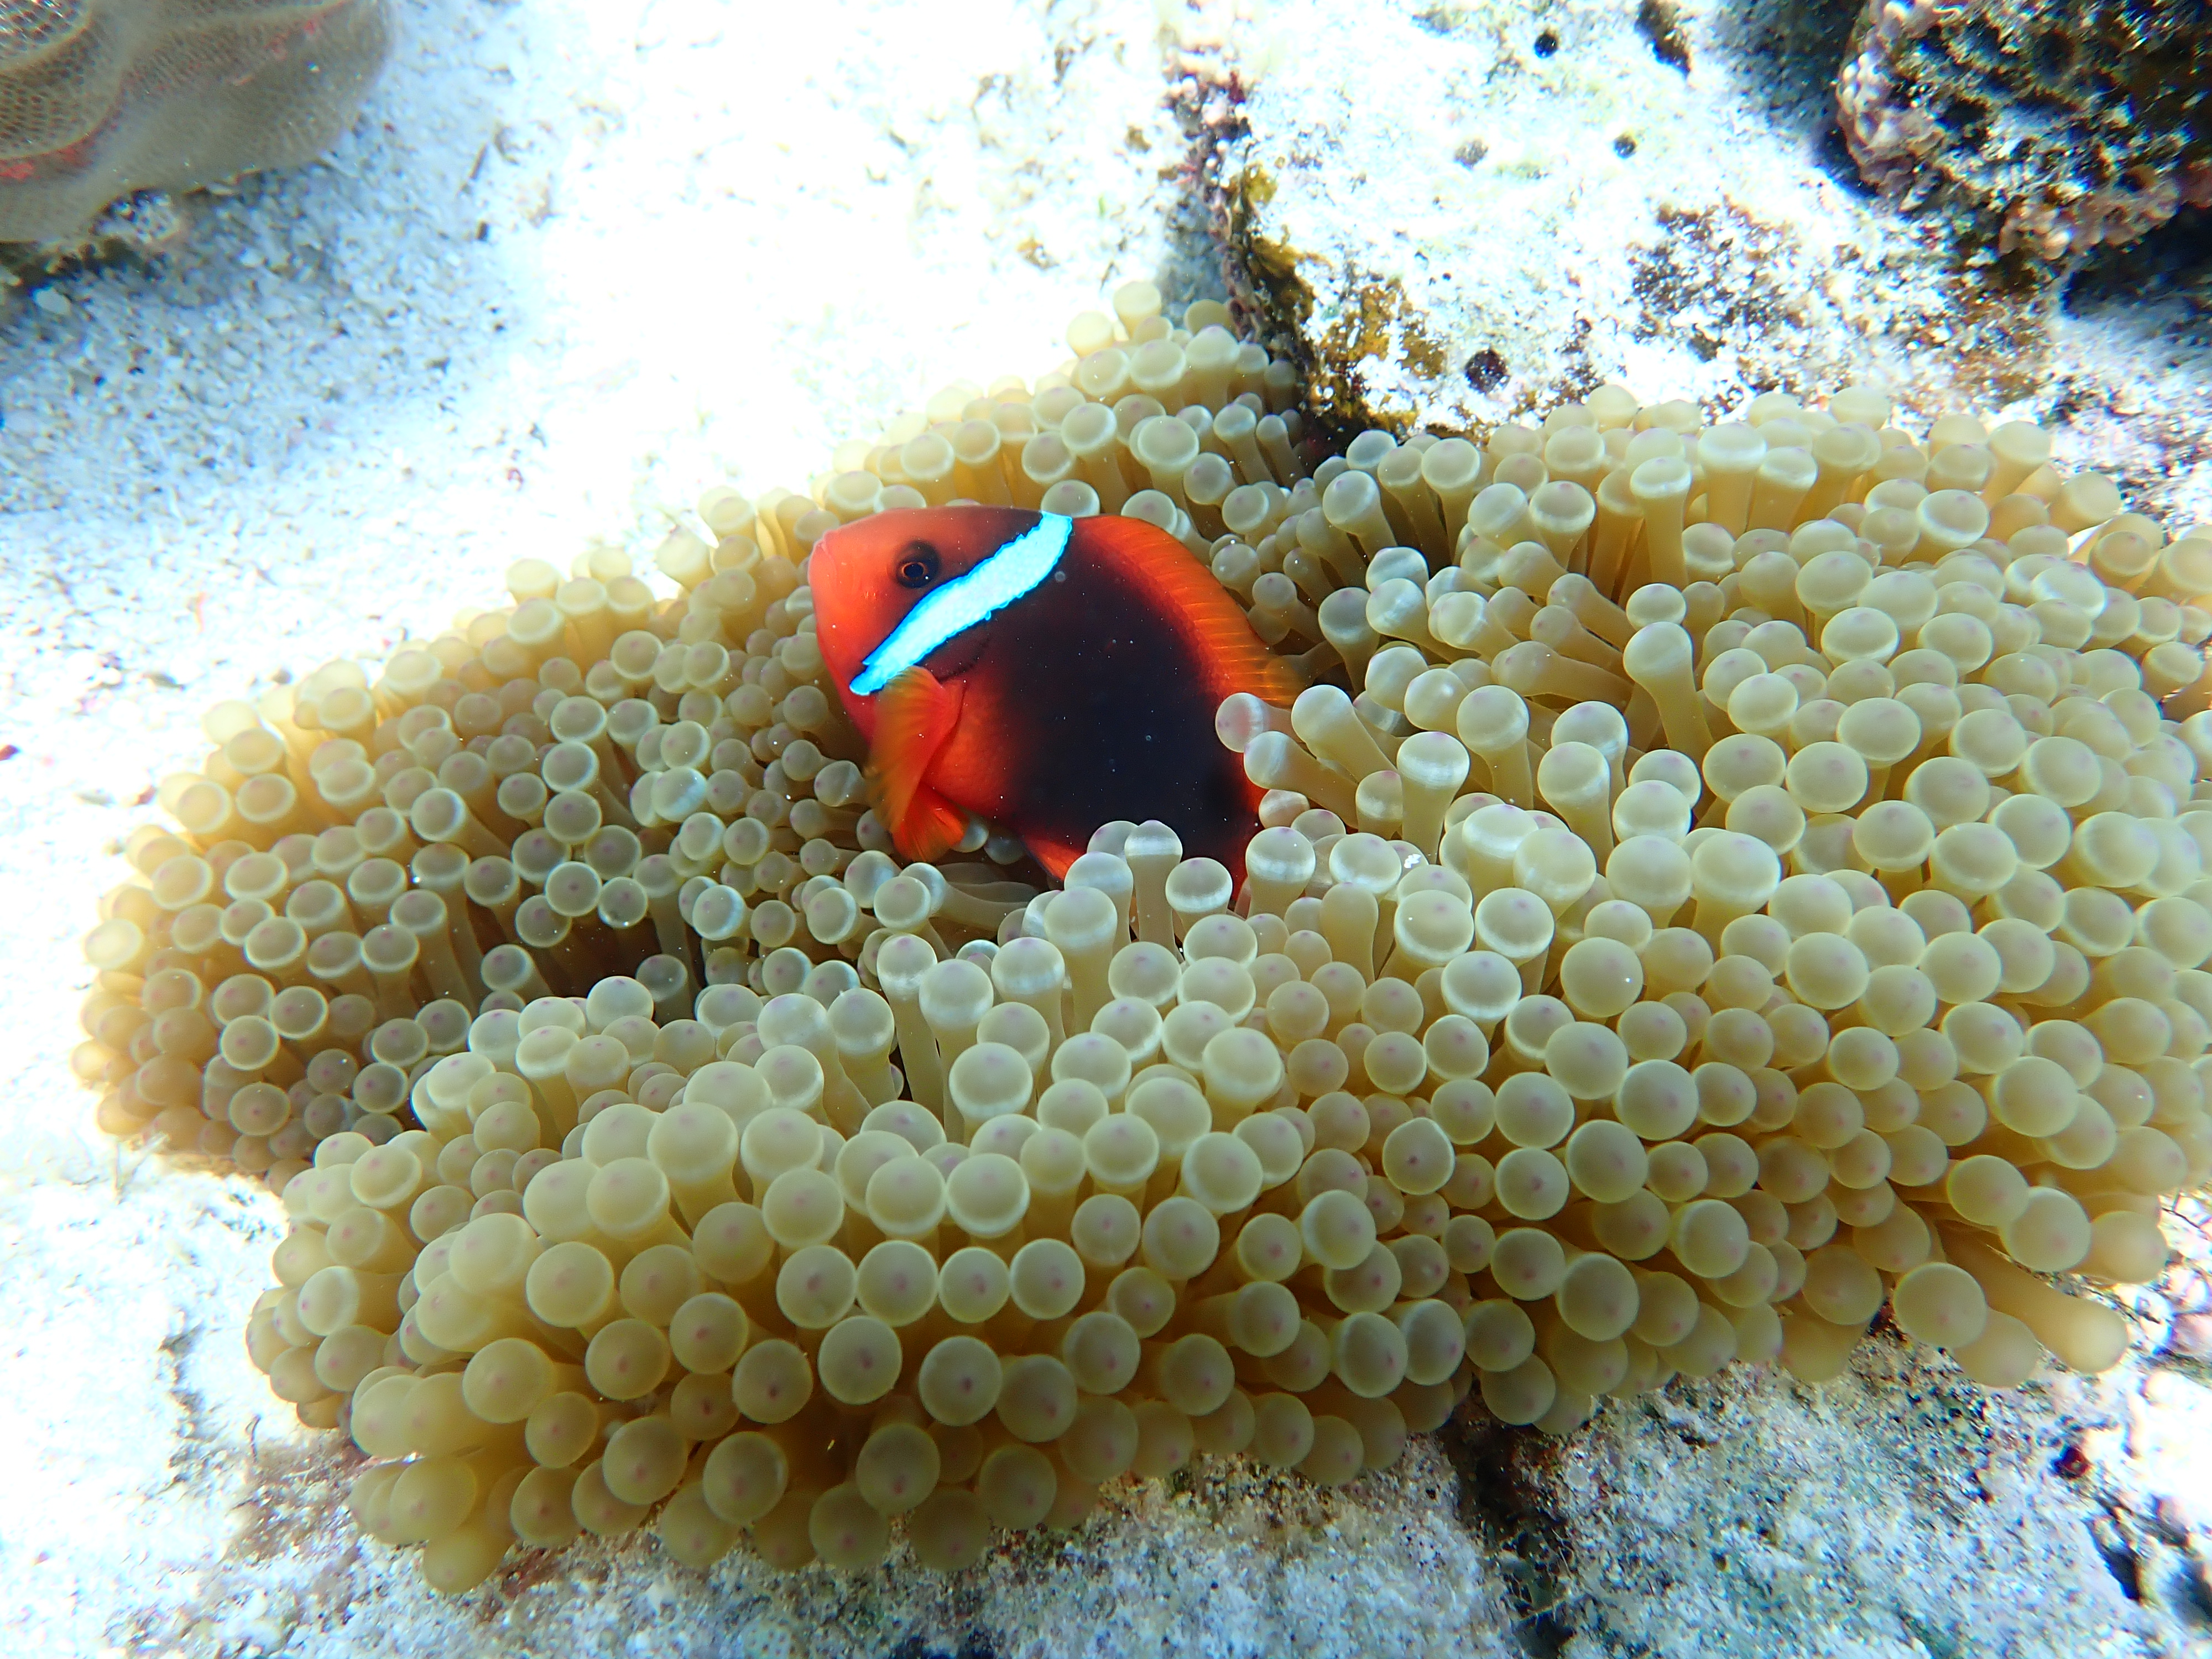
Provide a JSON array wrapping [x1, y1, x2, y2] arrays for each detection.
[[1217, 0, 2212, 529], [3, 0, 2211, 1655]]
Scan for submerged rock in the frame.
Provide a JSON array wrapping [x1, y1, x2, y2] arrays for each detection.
[[1835, 0, 2212, 260], [0, 0, 394, 247]]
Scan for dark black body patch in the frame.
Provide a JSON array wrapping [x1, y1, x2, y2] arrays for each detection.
[[980, 545, 1253, 871]]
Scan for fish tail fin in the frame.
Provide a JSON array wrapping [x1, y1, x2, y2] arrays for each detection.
[[868, 667, 968, 864]]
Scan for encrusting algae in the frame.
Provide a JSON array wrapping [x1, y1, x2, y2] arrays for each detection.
[[72, 282, 2212, 1591]]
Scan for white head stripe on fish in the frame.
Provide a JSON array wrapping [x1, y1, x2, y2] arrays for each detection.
[[849, 513, 1074, 696]]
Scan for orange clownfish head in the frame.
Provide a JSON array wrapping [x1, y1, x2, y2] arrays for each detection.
[[809, 506, 1065, 740]]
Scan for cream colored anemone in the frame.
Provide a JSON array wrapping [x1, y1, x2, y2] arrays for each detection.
[[80, 282, 2212, 1590]]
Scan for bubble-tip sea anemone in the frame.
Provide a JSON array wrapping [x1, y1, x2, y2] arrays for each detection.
[[76, 281, 2212, 1590]]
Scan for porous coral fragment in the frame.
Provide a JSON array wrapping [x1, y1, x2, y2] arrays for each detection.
[[77, 287, 2212, 1594], [1834, 0, 2212, 257]]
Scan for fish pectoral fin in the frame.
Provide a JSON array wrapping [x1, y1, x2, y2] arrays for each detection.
[[868, 667, 968, 863], [892, 781, 969, 865]]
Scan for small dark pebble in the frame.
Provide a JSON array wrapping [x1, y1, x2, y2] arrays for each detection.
[[1465, 348, 1507, 391], [1614, 134, 1637, 158], [1534, 30, 1558, 57]]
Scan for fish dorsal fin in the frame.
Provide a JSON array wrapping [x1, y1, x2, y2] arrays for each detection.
[[868, 667, 969, 863], [1079, 517, 1307, 706]]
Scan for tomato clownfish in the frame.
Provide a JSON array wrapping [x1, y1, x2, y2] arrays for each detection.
[[809, 506, 1302, 879]]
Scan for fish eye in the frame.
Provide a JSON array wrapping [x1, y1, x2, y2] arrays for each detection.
[[894, 545, 940, 590]]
